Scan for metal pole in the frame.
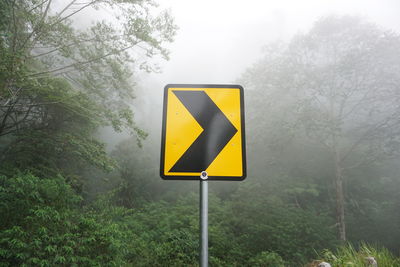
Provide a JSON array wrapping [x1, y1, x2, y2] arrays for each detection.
[[200, 174, 208, 267]]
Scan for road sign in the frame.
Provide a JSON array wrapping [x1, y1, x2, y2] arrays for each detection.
[[160, 84, 246, 180]]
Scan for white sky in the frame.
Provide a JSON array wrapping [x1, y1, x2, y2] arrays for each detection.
[[147, 0, 400, 84], [132, 0, 400, 139]]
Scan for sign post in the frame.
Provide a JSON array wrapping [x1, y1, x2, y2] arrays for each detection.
[[200, 171, 208, 267], [160, 84, 246, 267]]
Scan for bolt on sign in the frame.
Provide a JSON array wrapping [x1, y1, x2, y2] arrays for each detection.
[[160, 84, 246, 181]]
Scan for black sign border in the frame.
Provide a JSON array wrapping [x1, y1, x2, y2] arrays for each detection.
[[160, 84, 247, 181]]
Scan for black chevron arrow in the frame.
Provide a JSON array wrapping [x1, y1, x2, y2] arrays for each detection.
[[169, 90, 238, 172]]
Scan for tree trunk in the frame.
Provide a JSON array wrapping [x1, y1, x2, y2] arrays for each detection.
[[334, 149, 346, 242]]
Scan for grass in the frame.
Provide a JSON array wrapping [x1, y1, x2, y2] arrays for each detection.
[[311, 242, 400, 267]]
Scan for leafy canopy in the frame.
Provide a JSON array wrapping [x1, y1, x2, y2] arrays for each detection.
[[0, 0, 176, 175]]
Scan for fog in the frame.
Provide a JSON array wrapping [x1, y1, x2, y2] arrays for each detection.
[[134, 0, 400, 137], [2, 0, 400, 265], [156, 0, 399, 82]]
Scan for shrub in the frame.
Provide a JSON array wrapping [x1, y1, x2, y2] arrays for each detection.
[[318, 242, 400, 267], [249, 251, 286, 267]]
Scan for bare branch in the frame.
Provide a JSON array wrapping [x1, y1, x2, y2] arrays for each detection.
[[0, 101, 62, 108], [0, 95, 20, 135], [26, 42, 139, 77], [340, 110, 400, 163], [55, 0, 78, 20], [27, 0, 50, 13], [11, 0, 18, 54], [50, 0, 99, 27], [28, 0, 52, 45], [29, 34, 132, 59]]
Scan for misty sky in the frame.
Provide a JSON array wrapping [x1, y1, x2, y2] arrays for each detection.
[[152, 0, 400, 84], [131, 0, 400, 138]]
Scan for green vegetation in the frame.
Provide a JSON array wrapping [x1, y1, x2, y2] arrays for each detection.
[[0, 172, 334, 266], [1, 1, 400, 266], [0, 173, 127, 266], [319, 243, 400, 267]]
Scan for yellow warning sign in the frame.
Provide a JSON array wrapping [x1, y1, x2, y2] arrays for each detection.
[[160, 84, 246, 181]]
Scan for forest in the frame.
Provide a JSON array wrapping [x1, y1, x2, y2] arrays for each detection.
[[1, 0, 400, 266]]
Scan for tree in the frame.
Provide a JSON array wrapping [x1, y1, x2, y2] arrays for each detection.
[[0, 0, 176, 139], [0, 172, 152, 266], [241, 16, 400, 241], [0, 0, 176, 176], [109, 137, 164, 208]]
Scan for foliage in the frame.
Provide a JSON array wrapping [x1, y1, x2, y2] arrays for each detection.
[[0, 75, 115, 186], [2, 10, 400, 267], [225, 182, 338, 266], [1, 171, 400, 266], [318, 243, 400, 267], [240, 15, 400, 241], [249, 251, 286, 267], [0, 172, 129, 266], [0, 0, 176, 138], [0, 0, 176, 180], [109, 137, 163, 208]]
